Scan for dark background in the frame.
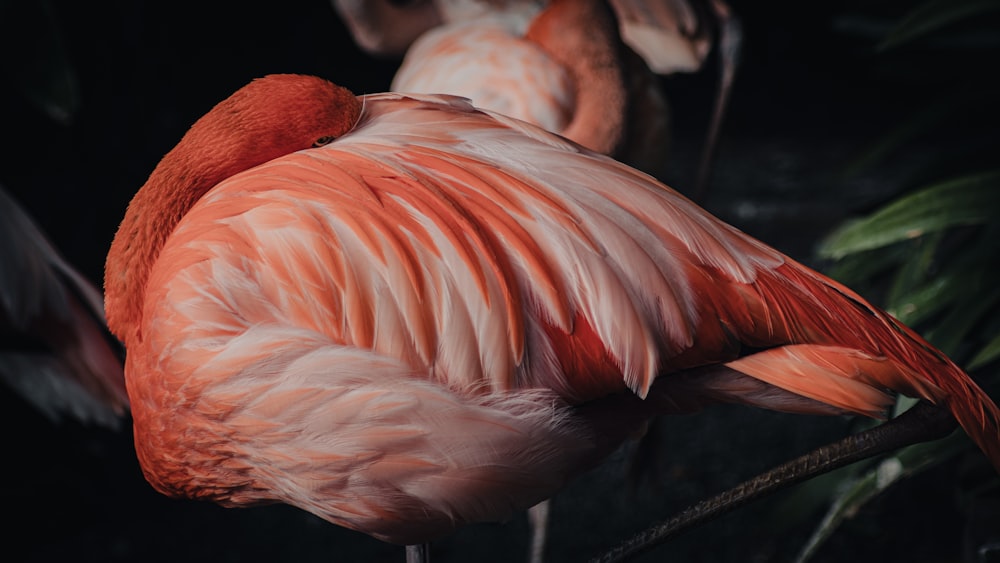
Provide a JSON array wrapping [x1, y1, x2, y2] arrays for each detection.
[[1, 1, 997, 561]]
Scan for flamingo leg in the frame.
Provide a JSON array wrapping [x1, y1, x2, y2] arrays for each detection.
[[406, 543, 430, 563], [693, 0, 743, 200], [527, 500, 551, 563]]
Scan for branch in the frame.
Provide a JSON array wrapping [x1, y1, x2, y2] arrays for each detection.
[[589, 401, 958, 563]]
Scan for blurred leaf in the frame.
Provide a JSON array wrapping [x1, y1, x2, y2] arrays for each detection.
[[889, 255, 994, 322], [0, 0, 80, 125], [768, 462, 866, 527], [891, 232, 999, 356], [818, 171, 1000, 259], [823, 243, 910, 288], [969, 333, 1000, 370], [924, 286, 1000, 357], [794, 431, 971, 563], [883, 231, 941, 321], [886, 270, 954, 326], [878, 0, 1000, 51], [801, 1, 1000, 558]]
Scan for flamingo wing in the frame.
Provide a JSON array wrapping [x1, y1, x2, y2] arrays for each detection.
[[126, 91, 999, 545]]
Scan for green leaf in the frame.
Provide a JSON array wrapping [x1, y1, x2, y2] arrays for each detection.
[[881, 238, 1000, 357], [969, 332, 1000, 370], [878, 0, 1000, 51], [818, 171, 1000, 259], [888, 253, 997, 323], [883, 233, 942, 322], [823, 245, 909, 292], [794, 431, 971, 562], [886, 274, 955, 326], [924, 287, 1000, 356]]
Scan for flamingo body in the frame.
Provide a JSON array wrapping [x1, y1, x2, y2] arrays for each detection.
[[392, 14, 574, 136], [334, 0, 720, 74], [105, 76, 1000, 546], [382, 0, 672, 178]]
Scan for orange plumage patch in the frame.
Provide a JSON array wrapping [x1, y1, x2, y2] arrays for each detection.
[[542, 313, 629, 403]]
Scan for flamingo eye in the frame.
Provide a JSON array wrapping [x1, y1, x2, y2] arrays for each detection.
[[313, 135, 336, 147]]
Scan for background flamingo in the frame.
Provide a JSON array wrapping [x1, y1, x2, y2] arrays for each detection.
[[0, 185, 127, 428], [104, 74, 999, 562], [4, 1, 996, 561], [333, 0, 739, 190]]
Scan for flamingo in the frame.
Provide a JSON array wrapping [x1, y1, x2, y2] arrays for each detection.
[[1, 185, 127, 428], [104, 74, 1000, 560], [339, 4, 738, 554], [334, 0, 739, 190], [383, 4, 675, 551]]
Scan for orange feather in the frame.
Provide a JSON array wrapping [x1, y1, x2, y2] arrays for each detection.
[[105, 75, 1000, 546]]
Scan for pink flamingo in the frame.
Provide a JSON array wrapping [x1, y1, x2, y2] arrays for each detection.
[[105, 74, 999, 561], [334, 0, 740, 191]]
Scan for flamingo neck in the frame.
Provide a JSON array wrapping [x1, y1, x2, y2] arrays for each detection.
[[525, 0, 627, 155], [104, 137, 251, 345], [103, 75, 364, 346]]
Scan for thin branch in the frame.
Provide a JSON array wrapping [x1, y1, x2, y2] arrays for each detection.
[[589, 401, 958, 563]]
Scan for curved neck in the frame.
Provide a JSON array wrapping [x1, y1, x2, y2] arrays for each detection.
[[526, 0, 627, 155], [104, 140, 238, 345], [103, 74, 364, 347]]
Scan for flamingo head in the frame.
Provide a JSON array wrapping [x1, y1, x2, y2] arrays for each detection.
[[105, 74, 362, 344], [189, 74, 363, 172]]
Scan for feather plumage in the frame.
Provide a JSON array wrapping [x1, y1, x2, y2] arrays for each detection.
[[105, 77, 1000, 546]]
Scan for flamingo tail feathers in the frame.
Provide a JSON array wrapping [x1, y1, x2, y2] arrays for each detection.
[[718, 259, 1000, 469]]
